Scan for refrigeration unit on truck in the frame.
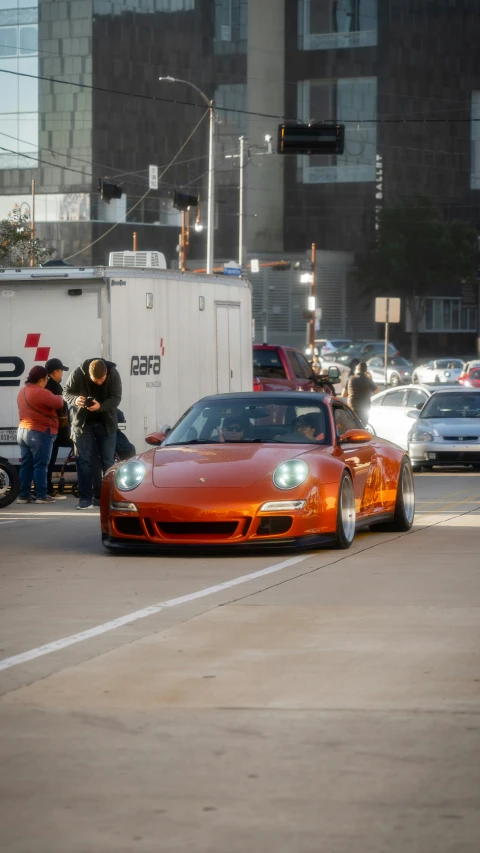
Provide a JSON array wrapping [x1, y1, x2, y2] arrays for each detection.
[[0, 266, 252, 486]]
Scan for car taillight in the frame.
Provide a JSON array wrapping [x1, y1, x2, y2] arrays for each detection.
[[253, 378, 263, 392]]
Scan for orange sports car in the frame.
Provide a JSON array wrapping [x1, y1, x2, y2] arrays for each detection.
[[100, 392, 415, 551]]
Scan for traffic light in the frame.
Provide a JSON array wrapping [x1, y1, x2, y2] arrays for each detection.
[[302, 310, 314, 321], [271, 261, 291, 271], [99, 179, 122, 202], [277, 123, 345, 155], [174, 191, 199, 210]]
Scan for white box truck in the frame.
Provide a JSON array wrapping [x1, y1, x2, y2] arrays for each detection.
[[0, 266, 252, 489]]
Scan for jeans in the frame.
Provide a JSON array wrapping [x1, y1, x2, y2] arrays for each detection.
[[47, 436, 74, 494], [75, 422, 116, 502], [17, 428, 55, 501]]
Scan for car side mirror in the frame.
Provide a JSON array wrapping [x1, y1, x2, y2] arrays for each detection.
[[145, 427, 171, 446], [415, 403, 424, 410], [339, 428, 372, 444], [327, 365, 340, 381], [407, 410, 420, 419]]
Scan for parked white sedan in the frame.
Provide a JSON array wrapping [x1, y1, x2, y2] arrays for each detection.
[[367, 384, 434, 449], [412, 358, 464, 384], [408, 388, 480, 470]]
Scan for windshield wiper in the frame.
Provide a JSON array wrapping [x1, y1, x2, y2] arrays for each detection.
[[165, 439, 219, 445]]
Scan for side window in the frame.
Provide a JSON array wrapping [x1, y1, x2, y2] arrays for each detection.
[[295, 352, 315, 379], [334, 405, 360, 436], [286, 352, 305, 379], [369, 357, 382, 367], [380, 390, 405, 407], [406, 389, 428, 408]]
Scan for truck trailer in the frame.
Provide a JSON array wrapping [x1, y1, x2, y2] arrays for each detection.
[[0, 266, 252, 500]]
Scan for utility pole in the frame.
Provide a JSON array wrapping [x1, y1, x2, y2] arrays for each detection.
[[309, 242, 316, 356], [180, 207, 191, 272], [29, 178, 35, 267], [238, 135, 245, 268]]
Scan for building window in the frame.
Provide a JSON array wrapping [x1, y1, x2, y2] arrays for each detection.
[[298, 0, 377, 50], [471, 91, 480, 190], [93, 0, 195, 13], [0, 2, 38, 170], [423, 298, 477, 333], [214, 0, 247, 54], [297, 77, 376, 183]]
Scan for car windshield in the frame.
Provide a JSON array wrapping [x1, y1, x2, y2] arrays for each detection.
[[420, 393, 480, 419], [163, 397, 332, 445]]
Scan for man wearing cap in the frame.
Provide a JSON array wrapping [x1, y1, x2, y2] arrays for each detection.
[[45, 358, 70, 499]]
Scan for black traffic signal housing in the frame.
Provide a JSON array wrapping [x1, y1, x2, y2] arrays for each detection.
[[302, 310, 314, 321], [277, 123, 345, 155], [174, 191, 199, 210], [98, 179, 123, 202]]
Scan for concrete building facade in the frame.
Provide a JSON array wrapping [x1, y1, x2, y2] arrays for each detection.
[[1, 0, 479, 353]]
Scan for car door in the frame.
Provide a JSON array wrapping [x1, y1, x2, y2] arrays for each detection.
[[368, 389, 408, 446], [367, 356, 383, 385], [333, 403, 377, 515], [286, 350, 314, 391]]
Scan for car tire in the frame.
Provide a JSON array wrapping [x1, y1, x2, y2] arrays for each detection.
[[0, 459, 20, 508], [372, 459, 415, 532], [390, 372, 400, 387], [335, 471, 356, 549]]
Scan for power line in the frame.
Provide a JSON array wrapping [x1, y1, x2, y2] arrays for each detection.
[[62, 107, 209, 261], [0, 67, 479, 124]]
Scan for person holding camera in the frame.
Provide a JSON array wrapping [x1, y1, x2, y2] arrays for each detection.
[[63, 358, 122, 510]]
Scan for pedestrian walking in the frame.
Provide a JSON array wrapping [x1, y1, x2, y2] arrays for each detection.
[[45, 357, 71, 499], [341, 361, 377, 426], [63, 358, 122, 510], [16, 365, 64, 504]]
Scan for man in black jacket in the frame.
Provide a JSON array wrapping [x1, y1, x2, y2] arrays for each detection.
[[45, 358, 71, 499], [63, 358, 122, 510]]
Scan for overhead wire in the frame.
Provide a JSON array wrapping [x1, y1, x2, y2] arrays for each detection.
[[0, 67, 479, 124], [62, 106, 208, 261]]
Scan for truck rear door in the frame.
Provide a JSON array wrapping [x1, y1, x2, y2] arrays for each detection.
[[0, 281, 102, 465]]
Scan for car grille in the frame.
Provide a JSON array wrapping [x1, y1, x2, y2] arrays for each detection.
[[432, 451, 480, 462], [156, 521, 240, 536], [442, 436, 478, 442]]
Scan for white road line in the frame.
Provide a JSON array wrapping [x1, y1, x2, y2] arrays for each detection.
[[0, 519, 45, 525], [0, 554, 308, 672]]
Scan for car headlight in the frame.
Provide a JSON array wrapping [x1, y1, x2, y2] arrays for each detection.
[[115, 460, 146, 490], [409, 429, 434, 443], [273, 460, 308, 490]]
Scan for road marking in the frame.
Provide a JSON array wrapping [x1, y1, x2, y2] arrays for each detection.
[[0, 554, 308, 672], [0, 519, 45, 526], [0, 512, 98, 519]]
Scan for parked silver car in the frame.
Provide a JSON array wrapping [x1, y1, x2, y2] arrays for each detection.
[[366, 355, 413, 387], [407, 388, 480, 470]]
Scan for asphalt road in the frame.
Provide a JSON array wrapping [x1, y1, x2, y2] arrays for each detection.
[[1, 471, 480, 852]]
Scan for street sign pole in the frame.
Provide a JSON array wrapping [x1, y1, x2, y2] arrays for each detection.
[[384, 298, 390, 387]]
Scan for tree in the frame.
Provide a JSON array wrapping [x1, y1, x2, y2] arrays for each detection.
[[357, 196, 478, 360], [0, 211, 56, 267]]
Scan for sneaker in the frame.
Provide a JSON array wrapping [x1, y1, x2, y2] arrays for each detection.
[[76, 500, 94, 510], [50, 493, 67, 500], [36, 495, 56, 504], [16, 496, 36, 504]]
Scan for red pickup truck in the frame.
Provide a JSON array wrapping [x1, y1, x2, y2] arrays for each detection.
[[253, 344, 339, 393]]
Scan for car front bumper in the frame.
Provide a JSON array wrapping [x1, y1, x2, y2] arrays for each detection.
[[409, 441, 480, 466]]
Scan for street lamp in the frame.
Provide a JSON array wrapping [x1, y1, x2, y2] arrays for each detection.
[[159, 76, 215, 275]]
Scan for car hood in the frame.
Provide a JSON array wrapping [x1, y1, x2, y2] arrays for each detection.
[[418, 418, 480, 437], [152, 443, 323, 487]]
